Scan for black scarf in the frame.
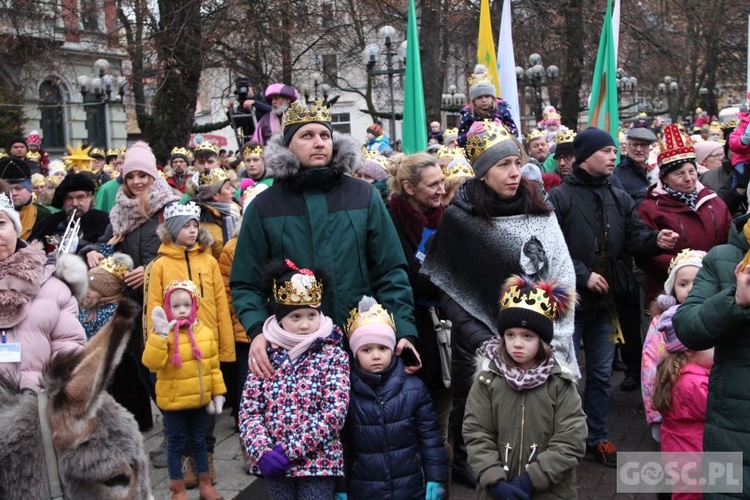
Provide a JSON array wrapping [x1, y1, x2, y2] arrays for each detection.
[[572, 164, 609, 186], [465, 179, 527, 217], [663, 184, 698, 210]]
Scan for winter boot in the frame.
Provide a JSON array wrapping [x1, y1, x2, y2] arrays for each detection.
[[198, 473, 223, 500], [208, 452, 217, 485], [182, 456, 198, 489]]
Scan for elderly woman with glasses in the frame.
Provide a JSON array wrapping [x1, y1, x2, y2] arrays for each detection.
[[636, 125, 732, 308]]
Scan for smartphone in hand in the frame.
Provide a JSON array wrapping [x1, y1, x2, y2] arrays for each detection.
[[400, 346, 420, 367]]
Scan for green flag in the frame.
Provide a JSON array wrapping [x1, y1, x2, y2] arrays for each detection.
[[588, 0, 619, 148], [401, 0, 427, 154]]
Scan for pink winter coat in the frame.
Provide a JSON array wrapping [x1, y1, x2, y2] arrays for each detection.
[[641, 313, 666, 426], [0, 241, 86, 391], [728, 111, 750, 167], [660, 362, 710, 500]]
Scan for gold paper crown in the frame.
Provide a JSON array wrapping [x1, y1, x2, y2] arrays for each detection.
[[362, 150, 390, 172], [283, 100, 331, 128], [171, 147, 191, 158], [0, 152, 7, 159], [464, 120, 514, 165], [0, 192, 14, 211], [444, 127, 458, 139], [345, 299, 396, 334], [89, 148, 105, 158], [164, 279, 200, 301], [242, 145, 263, 157], [709, 121, 723, 134], [436, 145, 460, 159], [198, 168, 229, 186], [467, 72, 494, 88], [106, 147, 120, 157], [555, 129, 576, 145], [526, 129, 546, 142], [443, 154, 474, 182], [667, 248, 707, 275], [194, 143, 218, 155], [97, 256, 130, 281], [722, 119, 739, 130], [26, 151, 42, 162], [31, 173, 45, 187], [45, 175, 61, 187], [546, 112, 561, 122], [272, 267, 323, 307], [164, 201, 201, 220], [500, 282, 557, 322]]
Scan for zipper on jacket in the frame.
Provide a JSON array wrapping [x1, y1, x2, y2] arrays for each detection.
[[198, 273, 204, 297], [518, 398, 526, 477], [185, 249, 193, 281], [709, 208, 718, 239], [676, 215, 687, 242]]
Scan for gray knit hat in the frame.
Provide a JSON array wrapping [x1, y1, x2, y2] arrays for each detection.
[[468, 65, 497, 102], [465, 120, 520, 179]]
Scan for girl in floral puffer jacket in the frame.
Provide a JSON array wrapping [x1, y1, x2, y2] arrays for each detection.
[[239, 260, 350, 499]]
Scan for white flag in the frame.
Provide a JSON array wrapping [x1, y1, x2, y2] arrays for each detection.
[[497, 0, 521, 135]]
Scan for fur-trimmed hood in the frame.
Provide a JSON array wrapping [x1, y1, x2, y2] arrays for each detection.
[[263, 131, 362, 182], [0, 241, 88, 326], [156, 224, 214, 250]]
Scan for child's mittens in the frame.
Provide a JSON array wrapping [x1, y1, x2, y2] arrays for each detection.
[[151, 307, 176, 338], [206, 395, 226, 415], [257, 444, 292, 481], [488, 480, 530, 500], [425, 481, 445, 500], [509, 473, 535, 495]]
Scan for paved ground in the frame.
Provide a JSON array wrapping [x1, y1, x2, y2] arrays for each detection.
[[145, 368, 656, 499]]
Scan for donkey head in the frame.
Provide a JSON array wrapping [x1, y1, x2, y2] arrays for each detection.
[[42, 299, 152, 499]]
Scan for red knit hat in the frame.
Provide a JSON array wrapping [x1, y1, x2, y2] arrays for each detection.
[[367, 124, 384, 137]]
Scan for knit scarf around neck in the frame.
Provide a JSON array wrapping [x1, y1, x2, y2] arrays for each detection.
[[485, 337, 555, 390], [109, 178, 178, 236], [465, 178, 526, 217], [262, 313, 334, 362], [389, 194, 444, 248], [663, 184, 698, 210], [203, 201, 241, 243]]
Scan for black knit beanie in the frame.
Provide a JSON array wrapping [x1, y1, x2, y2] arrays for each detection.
[[573, 127, 616, 165]]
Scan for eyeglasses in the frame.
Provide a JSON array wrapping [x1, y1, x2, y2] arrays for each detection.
[[707, 153, 724, 160]]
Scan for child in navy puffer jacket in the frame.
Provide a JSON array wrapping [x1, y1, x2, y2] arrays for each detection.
[[338, 296, 448, 500]]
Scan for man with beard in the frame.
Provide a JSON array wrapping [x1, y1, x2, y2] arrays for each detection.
[[0, 157, 50, 239], [613, 126, 657, 205], [166, 147, 191, 194], [250, 83, 297, 145], [31, 173, 109, 255]]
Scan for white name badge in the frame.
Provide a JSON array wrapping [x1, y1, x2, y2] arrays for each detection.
[[0, 343, 21, 363]]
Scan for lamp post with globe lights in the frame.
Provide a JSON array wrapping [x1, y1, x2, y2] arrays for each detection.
[[515, 53, 558, 130], [77, 59, 126, 149]]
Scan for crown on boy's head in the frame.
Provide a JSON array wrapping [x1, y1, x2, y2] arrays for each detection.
[[164, 201, 201, 220], [243, 145, 263, 157], [194, 143, 219, 155]]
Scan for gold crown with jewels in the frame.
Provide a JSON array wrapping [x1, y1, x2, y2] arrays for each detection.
[[273, 271, 323, 307], [467, 72, 494, 88], [500, 281, 558, 321], [443, 155, 474, 182], [164, 279, 200, 300], [171, 147, 191, 158], [198, 168, 229, 186], [283, 100, 331, 128], [97, 256, 131, 281], [526, 129, 546, 142], [194, 143, 218, 155], [555, 129, 576, 145], [242, 145, 263, 157], [164, 201, 201, 220], [89, 148, 105, 158], [464, 120, 515, 165], [345, 298, 395, 334], [25, 151, 41, 162]]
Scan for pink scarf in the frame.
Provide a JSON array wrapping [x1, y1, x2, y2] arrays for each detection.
[[165, 292, 202, 367], [263, 313, 333, 362]]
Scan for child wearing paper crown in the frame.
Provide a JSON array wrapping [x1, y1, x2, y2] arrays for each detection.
[[463, 275, 587, 500], [456, 65, 518, 148], [142, 280, 226, 500], [79, 252, 134, 339], [337, 296, 448, 500], [641, 249, 706, 444], [238, 259, 350, 499]]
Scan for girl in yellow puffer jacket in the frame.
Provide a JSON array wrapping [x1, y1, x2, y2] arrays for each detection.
[[142, 279, 226, 500]]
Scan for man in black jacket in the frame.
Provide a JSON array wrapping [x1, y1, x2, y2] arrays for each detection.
[[612, 126, 657, 204], [548, 127, 678, 467], [31, 173, 109, 255]]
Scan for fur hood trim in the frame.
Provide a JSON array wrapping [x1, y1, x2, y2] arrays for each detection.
[[156, 224, 214, 250], [53, 253, 89, 303], [264, 131, 362, 181]]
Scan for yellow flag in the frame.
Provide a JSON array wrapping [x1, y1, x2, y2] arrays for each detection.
[[477, 0, 500, 94]]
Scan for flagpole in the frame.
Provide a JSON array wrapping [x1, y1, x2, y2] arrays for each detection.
[[497, 0, 521, 135]]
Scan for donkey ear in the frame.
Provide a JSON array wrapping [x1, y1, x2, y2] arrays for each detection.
[[60, 299, 137, 419]]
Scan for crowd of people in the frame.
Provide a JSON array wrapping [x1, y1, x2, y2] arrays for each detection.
[[2, 72, 750, 500]]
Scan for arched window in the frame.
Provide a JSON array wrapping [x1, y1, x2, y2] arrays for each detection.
[[39, 80, 65, 148]]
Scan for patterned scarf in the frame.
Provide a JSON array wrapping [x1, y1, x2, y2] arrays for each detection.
[[663, 184, 698, 210], [485, 337, 555, 391], [109, 178, 178, 236], [203, 201, 241, 243], [262, 313, 333, 363]]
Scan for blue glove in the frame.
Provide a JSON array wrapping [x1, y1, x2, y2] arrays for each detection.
[[257, 444, 292, 481], [488, 480, 530, 500], [335, 493, 348, 500], [509, 473, 535, 495], [425, 481, 445, 500]]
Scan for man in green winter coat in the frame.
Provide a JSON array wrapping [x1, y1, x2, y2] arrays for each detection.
[[230, 100, 419, 377], [673, 213, 750, 498]]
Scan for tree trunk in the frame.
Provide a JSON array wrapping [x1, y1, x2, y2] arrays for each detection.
[[559, 0, 584, 130], [421, 0, 443, 126]]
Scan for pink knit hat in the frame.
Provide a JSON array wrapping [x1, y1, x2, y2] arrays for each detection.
[[346, 296, 396, 354], [693, 141, 723, 166], [122, 141, 159, 179]]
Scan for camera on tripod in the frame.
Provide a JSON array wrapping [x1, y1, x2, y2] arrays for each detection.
[[234, 77, 252, 108]]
